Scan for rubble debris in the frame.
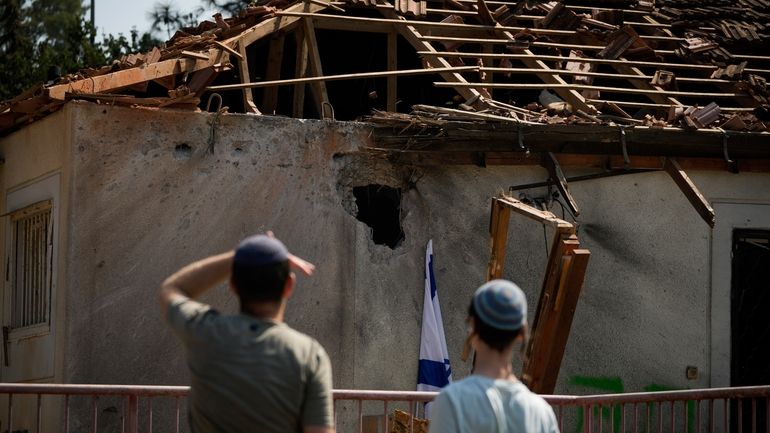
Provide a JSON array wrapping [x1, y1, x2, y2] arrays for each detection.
[[3, 0, 770, 138], [683, 102, 721, 129], [651, 70, 677, 90], [389, 410, 428, 433]]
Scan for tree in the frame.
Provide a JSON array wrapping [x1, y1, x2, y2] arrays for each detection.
[[201, 0, 253, 16], [148, 2, 203, 38], [0, 0, 160, 101]]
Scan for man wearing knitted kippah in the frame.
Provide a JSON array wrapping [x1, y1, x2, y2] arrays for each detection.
[[428, 279, 559, 433]]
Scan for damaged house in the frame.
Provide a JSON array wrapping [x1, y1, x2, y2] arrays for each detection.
[[1, 0, 770, 430]]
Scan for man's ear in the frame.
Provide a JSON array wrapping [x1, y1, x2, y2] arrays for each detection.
[[282, 272, 296, 299]]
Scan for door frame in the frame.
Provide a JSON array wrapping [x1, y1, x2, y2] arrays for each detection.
[[2, 172, 60, 382], [710, 201, 770, 387]]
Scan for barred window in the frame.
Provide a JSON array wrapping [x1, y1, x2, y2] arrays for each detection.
[[9, 199, 53, 329]]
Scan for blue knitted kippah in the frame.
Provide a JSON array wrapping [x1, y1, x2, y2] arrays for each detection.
[[473, 279, 527, 331], [234, 235, 289, 266]]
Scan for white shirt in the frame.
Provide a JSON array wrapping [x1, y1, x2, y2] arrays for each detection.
[[429, 375, 559, 433]]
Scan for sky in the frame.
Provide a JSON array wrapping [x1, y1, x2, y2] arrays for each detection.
[[94, 0, 218, 39]]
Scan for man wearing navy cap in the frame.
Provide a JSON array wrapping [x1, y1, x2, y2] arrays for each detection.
[[159, 233, 334, 433], [428, 279, 559, 433]]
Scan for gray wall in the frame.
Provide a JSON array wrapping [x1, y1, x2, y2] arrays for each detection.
[[61, 102, 770, 402]]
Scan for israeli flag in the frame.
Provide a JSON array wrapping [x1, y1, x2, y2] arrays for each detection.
[[417, 240, 452, 415]]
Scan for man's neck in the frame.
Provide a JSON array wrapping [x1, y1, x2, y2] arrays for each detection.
[[241, 301, 285, 322], [473, 344, 516, 381]]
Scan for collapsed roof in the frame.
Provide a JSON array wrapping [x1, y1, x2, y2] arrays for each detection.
[[2, 0, 770, 137]]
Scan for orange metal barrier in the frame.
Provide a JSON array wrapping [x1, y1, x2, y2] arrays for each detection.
[[0, 383, 768, 433]]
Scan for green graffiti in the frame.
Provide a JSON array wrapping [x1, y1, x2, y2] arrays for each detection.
[[569, 377, 695, 433], [569, 376, 624, 433]]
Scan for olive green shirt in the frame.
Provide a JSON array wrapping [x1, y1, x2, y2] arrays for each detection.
[[167, 297, 334, 433]]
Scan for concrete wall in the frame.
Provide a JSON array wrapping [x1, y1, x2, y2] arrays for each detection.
[[6, 101, 770, 428]]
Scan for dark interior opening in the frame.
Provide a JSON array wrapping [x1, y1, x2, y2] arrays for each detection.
[[353, 184, 405, 249], [731, 229, 770, 432]]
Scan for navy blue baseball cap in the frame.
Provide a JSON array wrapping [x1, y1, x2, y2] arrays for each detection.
[[473, 279, 527, 331], [234, 235, 289, 266]]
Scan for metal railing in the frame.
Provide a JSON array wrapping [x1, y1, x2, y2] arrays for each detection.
[[0, 383, 768, 433]]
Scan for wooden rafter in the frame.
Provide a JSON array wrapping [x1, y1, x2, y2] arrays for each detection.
[[664, 157, 716, 227], [226, 0, 331, 47], [387, 31, 398, 112], [303, 17, 330, 116], [46, 50, 227, 100], [237, 41, 260, 114], [376, 2, 486, 107], [293, 26, 309, 118], [262, 33, 286, 114]]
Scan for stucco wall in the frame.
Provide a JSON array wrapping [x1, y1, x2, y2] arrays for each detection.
[[51, 102, 770, 422]]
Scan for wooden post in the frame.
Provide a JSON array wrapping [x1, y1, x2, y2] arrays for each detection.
[[486, 199, 511, 280], [303, 18, 330, 117], [527, 248, 591, 393], [262, 34, 286, 114], [293, 27, 309, 118], [237, 40, 260, 114], [481, 44, 493, 98], [387, 31, 398, 112]]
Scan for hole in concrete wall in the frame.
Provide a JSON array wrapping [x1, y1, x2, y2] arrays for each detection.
[[353, 184, 404, 249], [174, 144, 192, 160]]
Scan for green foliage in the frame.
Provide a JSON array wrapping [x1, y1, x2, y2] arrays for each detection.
[[201, 0, 254, 15], [148, 2, 204, 38], [0, 0, 161, 101]]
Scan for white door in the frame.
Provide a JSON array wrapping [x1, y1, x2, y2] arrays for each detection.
[[2, 174, 59, 382]]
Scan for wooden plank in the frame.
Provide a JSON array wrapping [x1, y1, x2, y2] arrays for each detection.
[[434, 82, 748, 98], [528, 248, 590, 393], [612, 62, 683, 106], [664, 157, 716, 227], [237, 41, 260, 114], [303, 18, 330, 116], [180, 50, 210, 61], [486, 199, 511, 280], [278, 11, 673, 39], [293, 26, 309, 118], [495, 196, 575, 233], [228, 0, 330, 47], [46, 49, 225, 100], [208, 66, 479, 90], [420, 51, 770, 75], [478, 67, 733, 84], [377, 5, 485, 107], [262, 34, 286, 114], [214, 40, 244, 60], [387, 31, 398, 112], [524, 233, 580, 390]]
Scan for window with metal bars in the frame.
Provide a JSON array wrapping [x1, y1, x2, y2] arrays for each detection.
[[9, 199, 53, 329]]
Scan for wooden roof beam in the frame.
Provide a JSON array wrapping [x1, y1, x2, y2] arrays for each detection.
[[303, 18, 330, 117], [664, 157, 716, 227], [46, 50, 227, 100], [228, 0, 332, 48], [376, 2, 486, 107]]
